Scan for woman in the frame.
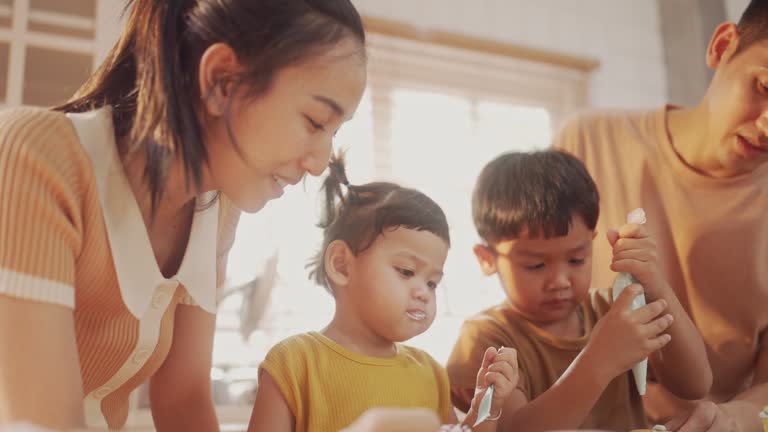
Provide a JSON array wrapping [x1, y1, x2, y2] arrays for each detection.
[[0, 0, 367, 430]]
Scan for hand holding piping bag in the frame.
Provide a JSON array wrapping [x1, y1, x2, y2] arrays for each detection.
[[469, 346, 518, 428], [610, 208, 649, 395]]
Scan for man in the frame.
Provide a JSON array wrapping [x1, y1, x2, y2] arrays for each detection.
[[554, 1, 768, 430]]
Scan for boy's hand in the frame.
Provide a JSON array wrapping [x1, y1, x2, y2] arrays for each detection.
[[470, 346, 519, 416], [608, 223, 670, 299], [585, 285, 673, 382]]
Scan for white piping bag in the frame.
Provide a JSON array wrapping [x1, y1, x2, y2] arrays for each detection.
[[611, 208, 648, 395], [474, 346, 504, 427]]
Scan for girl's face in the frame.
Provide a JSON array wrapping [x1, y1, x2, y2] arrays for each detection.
[[202, 38, 367, 213], [345, 227, 449, 344]]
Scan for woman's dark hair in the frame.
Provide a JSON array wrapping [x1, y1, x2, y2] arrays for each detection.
[[308, 153, 450, 292], [472, 149, 600, 244], [55, 0, 365, 210]]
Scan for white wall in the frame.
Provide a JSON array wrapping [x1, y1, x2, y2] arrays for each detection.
[[94, 0, 128, 67], [725, 0, 750, 22], [92, 1, 667, 109], [352, 0, 667, 109], [91, 1, 761, 110], [90, 0, 768, 112]]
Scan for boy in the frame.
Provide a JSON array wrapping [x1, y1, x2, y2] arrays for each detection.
[[446, 150, 711, 431]]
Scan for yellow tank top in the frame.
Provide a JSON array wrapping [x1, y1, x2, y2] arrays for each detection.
[[259, 332, 454, 432]]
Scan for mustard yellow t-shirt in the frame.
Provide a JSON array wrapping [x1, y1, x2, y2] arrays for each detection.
[[259, 332, 454, 432]]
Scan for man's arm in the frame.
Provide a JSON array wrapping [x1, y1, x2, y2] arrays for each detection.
[[667, 329, 768, 432]]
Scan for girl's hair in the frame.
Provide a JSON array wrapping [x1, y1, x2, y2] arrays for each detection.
[[55, 0, 365, 210], [308, 153, 451, 292]]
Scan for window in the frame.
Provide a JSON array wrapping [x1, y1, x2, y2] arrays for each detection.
[[199, 20, 595, 428], [28, 0, 96, 39], [0, 0, 12, 28], [0, 0, 96, 108], [0, 42, 8, 102], [23, 45, 91, 106]]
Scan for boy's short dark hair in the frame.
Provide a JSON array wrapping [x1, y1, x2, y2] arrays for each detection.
[[736, 0, 768, 54], [472, 149, 599, 244]]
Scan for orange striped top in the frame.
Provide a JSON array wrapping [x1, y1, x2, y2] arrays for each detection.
[[0, 107, 241, 429]]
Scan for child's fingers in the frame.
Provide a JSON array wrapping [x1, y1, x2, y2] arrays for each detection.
[[617, 223, 647, 239], [612, 249, 654, 264], [612, 237, 655, 255], [485, 369, 519, 399], [479, 346, 497, 370], [494, 346, 517, 366], [610, 258, 647, 275], [647, 333, 672, 352], [640, 314, 674, 337], [475, 347, 498, 387], [484, 371, 504, 385], [606, 229, 620, 247], [629, 298, 668, 323], [487, 360, 517, 384]]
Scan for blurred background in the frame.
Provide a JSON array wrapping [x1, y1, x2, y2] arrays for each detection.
[[0, 0, 750, 428]]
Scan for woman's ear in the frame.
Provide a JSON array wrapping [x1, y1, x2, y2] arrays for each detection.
[[198, 42, 240, 116], [324, 240, 354, 288], [473, 244, 498, 276]]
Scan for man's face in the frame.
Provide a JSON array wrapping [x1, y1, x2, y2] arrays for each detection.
[[704, 26, 768, 176]]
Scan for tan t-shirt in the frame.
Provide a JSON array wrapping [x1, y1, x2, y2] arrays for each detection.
[[554, 106, 768, 420], [447, 290, 646, 431]]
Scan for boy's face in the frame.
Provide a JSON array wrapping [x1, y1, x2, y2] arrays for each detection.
[[704, 24, 768, 176], [474, 216, 595, 326], [347, 226, 448, 343]]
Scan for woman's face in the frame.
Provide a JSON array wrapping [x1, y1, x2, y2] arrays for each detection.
[[202, 38, 367, 212]]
